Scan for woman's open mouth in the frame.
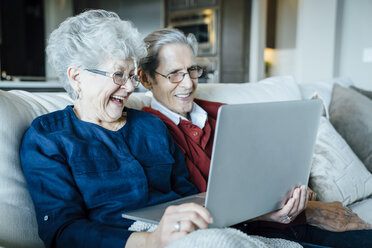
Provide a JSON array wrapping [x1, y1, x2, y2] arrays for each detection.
[[110, 95, 126, 106]]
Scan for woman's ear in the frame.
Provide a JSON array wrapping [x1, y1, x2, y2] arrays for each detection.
[[67, 67, 82, 93], [138, 68, 153, 90]]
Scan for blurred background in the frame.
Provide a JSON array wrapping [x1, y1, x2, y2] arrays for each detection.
[[0, 0, 371, 90]]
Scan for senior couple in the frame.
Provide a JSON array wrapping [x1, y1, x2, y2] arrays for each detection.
[[20, 9, 371, 248]]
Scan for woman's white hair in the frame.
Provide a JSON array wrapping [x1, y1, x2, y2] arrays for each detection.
[[46, 9, 147, 99], [139, 28, 198, 78]]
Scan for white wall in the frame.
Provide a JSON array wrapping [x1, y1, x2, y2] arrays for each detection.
[[275, 0, 297, 49], [295, 0, 338, 84], [335, 0, 372, 90], [295, 0, 372, 89], [249, 0, 267, 82], [268, 0, 297, 76]]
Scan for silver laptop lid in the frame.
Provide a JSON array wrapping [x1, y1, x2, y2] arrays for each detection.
[[206, 99, 322, 227]]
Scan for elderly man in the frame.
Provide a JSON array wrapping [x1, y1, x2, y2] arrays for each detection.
[[139, 28, 372, 248]]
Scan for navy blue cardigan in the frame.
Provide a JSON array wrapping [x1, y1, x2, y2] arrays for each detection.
[[20, 106, 197, 248]]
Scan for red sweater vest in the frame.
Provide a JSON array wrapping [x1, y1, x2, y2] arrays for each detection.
[[143, 99, 223, 192]]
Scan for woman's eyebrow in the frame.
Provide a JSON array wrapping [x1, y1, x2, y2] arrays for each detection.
[[115, 66, 134, 73]]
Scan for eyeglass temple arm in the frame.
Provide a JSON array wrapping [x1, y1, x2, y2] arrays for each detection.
[[86, 69, 112, 77]]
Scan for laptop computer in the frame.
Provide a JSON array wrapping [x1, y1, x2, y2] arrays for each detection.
[[122, 99, 322, 228]]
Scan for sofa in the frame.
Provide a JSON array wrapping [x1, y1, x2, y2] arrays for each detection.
[[1, 75, 371, 248]]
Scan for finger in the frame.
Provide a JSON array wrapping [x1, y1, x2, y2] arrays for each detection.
[[274, 198, 296, 223], [290, 186, 308, 216], [349, 216, 372, 230], [297, 185, 308, 213], [169, 203, 213, 224], [281, 187, 295, 208], [288, 188, 301, 216], [304, 185, 309, 207], [345, 221, 371, 232], [307, 187, 316, 201], [177, 220, 197, 233], [170, 210, 210, 229]]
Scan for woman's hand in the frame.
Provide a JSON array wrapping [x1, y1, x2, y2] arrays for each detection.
[[306, 201, 372, 232], [146, 203, 213, 248], [254, 185, 308, 224]]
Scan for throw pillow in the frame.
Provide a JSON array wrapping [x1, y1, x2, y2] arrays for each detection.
[[329, 84, 372, 172], [299, 77, 354, 111], [309, 117, 372, 205], [350, 85, 372, 100]]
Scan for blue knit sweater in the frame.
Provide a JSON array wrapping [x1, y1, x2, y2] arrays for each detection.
[[20, 106, 197, 248]]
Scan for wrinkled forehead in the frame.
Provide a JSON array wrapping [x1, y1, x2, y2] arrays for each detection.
[[157, 43, 196, 72]]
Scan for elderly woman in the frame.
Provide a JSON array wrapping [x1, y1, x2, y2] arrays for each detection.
[[20, 10, 212, 248], [138, 28, 372, 248]]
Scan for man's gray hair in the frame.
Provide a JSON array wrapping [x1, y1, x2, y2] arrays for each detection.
[[46, 9, 147, 99], [139, 28, 198, 78]]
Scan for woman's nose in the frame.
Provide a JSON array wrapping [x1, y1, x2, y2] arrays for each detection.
[[121, 79, 135, 92]]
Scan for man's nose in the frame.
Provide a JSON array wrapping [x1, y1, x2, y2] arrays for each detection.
[[179, 73, 194, 89]]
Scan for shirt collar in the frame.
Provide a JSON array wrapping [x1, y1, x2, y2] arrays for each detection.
[[151, 97, 207, 129]]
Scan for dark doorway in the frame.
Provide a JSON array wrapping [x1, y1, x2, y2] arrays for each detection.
[[1, 0, 45, 80]]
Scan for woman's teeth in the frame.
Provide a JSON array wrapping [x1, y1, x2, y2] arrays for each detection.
[[111, 95, 125, 102]]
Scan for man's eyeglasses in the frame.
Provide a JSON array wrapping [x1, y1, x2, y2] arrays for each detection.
[[155, 66, 203, 84], [85, 69, 141, 88]]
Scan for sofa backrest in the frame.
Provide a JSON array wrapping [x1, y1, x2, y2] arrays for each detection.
[[0, 75, 302, 247], [196, 75, 302, 104], [0, 90, 73, 248]]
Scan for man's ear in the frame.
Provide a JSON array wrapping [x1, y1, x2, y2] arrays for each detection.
[[67, 67, 82, 92], [138, 68, 154, 90]]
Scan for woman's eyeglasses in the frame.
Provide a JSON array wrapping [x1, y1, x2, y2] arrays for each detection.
[[155, 66, 203, 84], [85, 69, 141, 88]]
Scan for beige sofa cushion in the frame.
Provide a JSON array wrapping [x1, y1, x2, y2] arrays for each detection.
[[0, 90, 72, 248]]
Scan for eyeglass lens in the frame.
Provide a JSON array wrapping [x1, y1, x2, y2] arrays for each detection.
[[169, 67, 203, 83], [113, 72, 140, 87]]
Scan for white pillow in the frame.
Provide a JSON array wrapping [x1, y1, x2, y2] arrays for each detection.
[[309, 117, 372, 205], [298, 77, 354, 110], [349, 198, 372, 225], [196, 75, 302, 104]]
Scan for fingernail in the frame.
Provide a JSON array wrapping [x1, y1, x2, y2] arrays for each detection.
[[209, 217, 214, 223]]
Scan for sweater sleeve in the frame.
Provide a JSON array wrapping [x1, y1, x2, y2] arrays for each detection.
[[20, 124, 132, 248]]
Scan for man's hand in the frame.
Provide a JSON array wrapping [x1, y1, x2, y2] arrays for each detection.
[[306, 201, 372, 232], [307, 187, 317, 201]]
